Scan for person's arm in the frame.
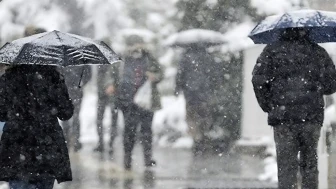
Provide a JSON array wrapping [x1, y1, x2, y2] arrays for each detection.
[[55, 74, 74, 121], [318, 47, 336, 95], [146, 53, 164, 84], [0, 75, 7, 121], [252, 46, 273, 113], [175, 57, 186, 95]]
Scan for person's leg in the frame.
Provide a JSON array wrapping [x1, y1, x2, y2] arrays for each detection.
[[72, 95, 82, 152], [35, 179, 55, 189], [139, 108, 155, 167], [299, 124, 321, 189], [95, 94, 108, 152], [109, 103, 118, 155], [273, 125, 300, 189], [122, 106, 138, 170], [186, 103, 206, 155], [9, 180, 27, 189], [9, 179, 54, 189]]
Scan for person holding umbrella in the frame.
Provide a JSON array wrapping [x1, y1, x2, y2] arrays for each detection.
[[250, 10, 336, 189], [0, 29, 120, 188], [0, 26, 74, 189], [166, 29, 229, 155]]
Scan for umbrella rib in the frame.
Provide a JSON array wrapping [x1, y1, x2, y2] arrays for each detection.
[[274, 13, 287, 29], [73, 53, 100, 61], [54, 31, 63, 42], [316, 11, 324, 26]]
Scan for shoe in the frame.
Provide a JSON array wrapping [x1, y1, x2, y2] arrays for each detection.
[[93, 144, 104, 153], [74, 143, 82, 152], [145, 159, 156, 167]]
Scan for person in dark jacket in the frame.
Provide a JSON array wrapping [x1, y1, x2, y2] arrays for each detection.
[[0, 65, 74, 189], [60, 66, 92, 152], [105, 35, 163, 170], [252, 28, 336, 189], [94, 64, 118, 154]]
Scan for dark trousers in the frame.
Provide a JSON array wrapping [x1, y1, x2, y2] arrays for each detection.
[[96, 94, 118, 149], [61, 94, 82, 148], [120, 103, 154, 169], [9, 179, 55, 189], [273, 123, 321, 189]]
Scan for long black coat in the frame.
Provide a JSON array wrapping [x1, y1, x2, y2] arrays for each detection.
[[252, 40, 336, 126], [0, 65, 74, 183]]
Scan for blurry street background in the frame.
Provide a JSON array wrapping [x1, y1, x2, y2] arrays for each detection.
[[1, 0, 336, 188]]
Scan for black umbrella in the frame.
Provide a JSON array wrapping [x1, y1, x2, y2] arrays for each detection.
[[0, 30, 121, 66]]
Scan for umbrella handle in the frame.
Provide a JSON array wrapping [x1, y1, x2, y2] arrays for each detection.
[[78, 67, 85, 89]]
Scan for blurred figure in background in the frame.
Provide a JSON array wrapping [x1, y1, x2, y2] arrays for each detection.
[[105, 35, 163, 170], [175, 44, 229, 155], [60, 66, 92, 152], [94, 37, 119, 155], [95, 64, 119, 154], [23, 26, 46, 37]]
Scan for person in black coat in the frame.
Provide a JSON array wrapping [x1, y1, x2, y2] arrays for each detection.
[[0, 65, 74, 189], [252, 28, 336, 189]]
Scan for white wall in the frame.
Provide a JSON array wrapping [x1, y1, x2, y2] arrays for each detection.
[[242, 45, 273, 140]]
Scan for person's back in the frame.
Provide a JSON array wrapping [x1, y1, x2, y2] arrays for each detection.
[[1, 65, 72, 122], [0, 65, 74, 187], [253, 38, 336, 125]]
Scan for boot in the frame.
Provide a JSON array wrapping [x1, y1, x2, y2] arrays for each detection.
[[124, 153, 132, 170], [145, 159, 156, 168], [74, 142, 82, 152], [93, 141, 104, 153]]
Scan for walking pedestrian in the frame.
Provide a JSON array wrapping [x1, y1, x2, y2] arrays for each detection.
[[105, 34, 163, 170], [94, 64, 119, 154], [252, 28, 336, 189], [60, 65, 92, 152], [0, 64, 74, 189]]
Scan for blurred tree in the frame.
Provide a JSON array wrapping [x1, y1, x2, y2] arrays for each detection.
[[175, 0, 259, 32], [0, 0, 70, 45]]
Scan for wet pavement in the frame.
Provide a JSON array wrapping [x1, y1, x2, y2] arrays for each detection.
[[0, 138, 277, 189], [52, 138, 276, 189]]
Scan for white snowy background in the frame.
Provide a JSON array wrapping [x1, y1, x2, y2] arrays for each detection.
[[0, 0, 335, 187]]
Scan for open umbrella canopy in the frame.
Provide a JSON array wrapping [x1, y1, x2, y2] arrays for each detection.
[[164, 29, 226, 48], [0, 30, 121, 66], [249, 9, 336, 44]]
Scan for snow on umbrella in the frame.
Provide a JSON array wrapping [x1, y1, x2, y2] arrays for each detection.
[[249, 9, 336, 44], [164, 29, 226, 48], [0, 30, 121, 66]]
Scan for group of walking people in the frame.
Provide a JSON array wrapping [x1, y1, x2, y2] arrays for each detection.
[[0, 18, 336, 189]]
